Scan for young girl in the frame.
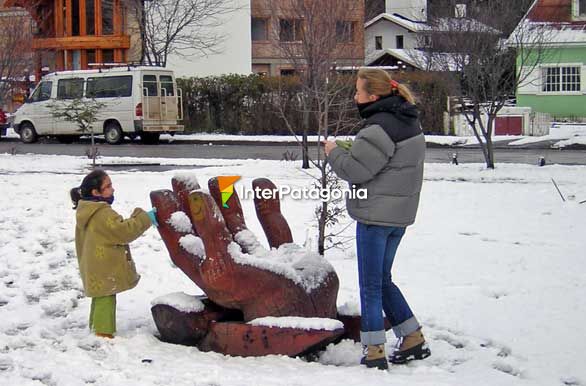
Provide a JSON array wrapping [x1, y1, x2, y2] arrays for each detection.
[[70, 169, 158, 338]]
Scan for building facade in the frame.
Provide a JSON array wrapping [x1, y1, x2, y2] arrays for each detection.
[[516, 0, 586, 121], [3, 0, 142, 79], [251, 0, 365, 76]]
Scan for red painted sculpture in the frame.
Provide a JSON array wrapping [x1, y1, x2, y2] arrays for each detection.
[[150, 175, 381, 357]]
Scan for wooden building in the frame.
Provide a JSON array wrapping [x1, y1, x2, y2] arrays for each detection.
[[2, 0, 142, 80]]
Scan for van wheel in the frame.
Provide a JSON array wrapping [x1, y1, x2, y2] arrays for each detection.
[[20, 122, 38, 143], [141, 132, 160, 144], [104, 122, 123, 145]]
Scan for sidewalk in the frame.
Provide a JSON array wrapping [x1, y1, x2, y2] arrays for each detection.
[[3, 128, 585, 149]]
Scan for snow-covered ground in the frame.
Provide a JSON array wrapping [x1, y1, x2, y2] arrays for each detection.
[[1, 154, 585, 386]]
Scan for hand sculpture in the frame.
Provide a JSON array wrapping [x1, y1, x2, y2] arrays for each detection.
[[149, 175, 343, 356]]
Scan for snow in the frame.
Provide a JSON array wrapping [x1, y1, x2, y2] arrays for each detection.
[[554, 136, 586, 148], [248, 317, 344, 331], [228, 242, 335, 293], [151, 292, 205, 313], [167, 211, 193, 233], [172, 171, 201, 190], [178, 235, 206, 258], [0, 153, 585, 385]]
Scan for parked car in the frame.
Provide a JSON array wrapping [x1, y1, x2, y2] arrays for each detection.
[[12, 66, 184, 144], [0, 108, 7, 138]]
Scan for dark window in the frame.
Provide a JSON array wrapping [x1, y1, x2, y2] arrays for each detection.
[[86, 0, 95, 35], [143, 75, 158, 96], [102, 49, 114, 63], [87, 49, 96, 65], [336, 21, 355, 43], [58, 78, 84, 99], [86, 76, 132, 98], [102, 0, 113, 35], [375, 36, 383, 50], [72, 0, 79, 36], [280, 19, 303, 41], [30, 81, 52, 102], [396, 35, 404, 49], [251, 18, 268, 41], [581, 0, 586, 15], [280, 69, 296, 76], [160, 75, 175, 96]]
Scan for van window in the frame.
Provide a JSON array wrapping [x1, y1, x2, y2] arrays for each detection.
[[30, 81, 52, 102], [143, 75, 158, 96], [57, 78, 84, 99], [160, 75, 175, 96], [86, 75, 132, 98]]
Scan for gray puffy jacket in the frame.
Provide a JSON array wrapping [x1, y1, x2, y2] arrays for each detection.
[[328, 95, 425, 227]]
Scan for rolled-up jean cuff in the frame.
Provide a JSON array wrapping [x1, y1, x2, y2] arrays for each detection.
[[360, 330, 387, 345], [392, 316, 420, 338]]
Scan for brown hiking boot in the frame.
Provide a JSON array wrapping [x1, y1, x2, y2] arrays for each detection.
[[364, 344, 388, 370], [389, 329, 430, 364], [96, 332, 114, 339]]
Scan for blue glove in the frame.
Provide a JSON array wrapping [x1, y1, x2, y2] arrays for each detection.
[[147, 208, 159, 227]]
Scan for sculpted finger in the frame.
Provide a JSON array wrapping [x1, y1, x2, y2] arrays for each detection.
[[252, 178, 293, 249], [150, 189, 204, 287]]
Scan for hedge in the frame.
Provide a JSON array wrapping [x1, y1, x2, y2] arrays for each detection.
[[177, 72, 450, 135]]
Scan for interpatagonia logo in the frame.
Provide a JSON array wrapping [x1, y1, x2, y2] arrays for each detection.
[[217, 176, 241, 208]]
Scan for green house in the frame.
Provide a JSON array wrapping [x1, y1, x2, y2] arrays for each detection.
[[515, 0, 586, 131]]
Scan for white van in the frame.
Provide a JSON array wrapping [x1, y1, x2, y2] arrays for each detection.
[[13, 66, 184, 144]]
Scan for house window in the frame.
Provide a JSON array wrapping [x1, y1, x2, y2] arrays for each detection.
[[396, 35, 404, 49], [581, 0, 586, 15], [102, 0, 114, 35], [72, 0, 79, 35], [375, 36, 383, 50], [542, 66, 581, 92], [455, 4, 467, 18], [251, 18, 268, 41], [336, 21, 355, 43], [280, 19, 303, 42], [86, 0, 95, 35]]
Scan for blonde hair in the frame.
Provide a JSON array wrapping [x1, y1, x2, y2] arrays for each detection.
[[357, 68, 416, 105]]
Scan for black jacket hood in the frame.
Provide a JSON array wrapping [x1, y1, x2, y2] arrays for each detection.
[[359, 94, 419, 121]]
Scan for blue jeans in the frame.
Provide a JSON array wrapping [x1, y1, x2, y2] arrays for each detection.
[[356, 222, 420, 345]]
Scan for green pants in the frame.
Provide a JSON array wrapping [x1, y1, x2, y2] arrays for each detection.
[[89, 295, 117, 335]]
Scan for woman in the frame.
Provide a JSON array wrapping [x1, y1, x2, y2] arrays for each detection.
[[324, 68, 429, 370], [71, 169, 158, 338]]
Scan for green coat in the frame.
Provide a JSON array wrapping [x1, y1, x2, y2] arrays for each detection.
[[75, 200, 151, 298]]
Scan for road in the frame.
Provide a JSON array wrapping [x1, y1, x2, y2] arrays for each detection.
[[1, 137, 585, 165]]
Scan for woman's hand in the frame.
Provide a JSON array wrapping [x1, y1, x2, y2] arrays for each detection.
[[322, 140, 337, 156]]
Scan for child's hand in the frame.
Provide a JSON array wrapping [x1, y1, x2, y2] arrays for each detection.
[[147, 208, 159, 227]]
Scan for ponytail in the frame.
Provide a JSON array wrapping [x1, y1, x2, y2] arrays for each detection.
[[70, 187, 82, 209], [357, 68, 417, 105]]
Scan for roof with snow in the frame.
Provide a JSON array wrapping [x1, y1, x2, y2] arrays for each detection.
[[512, 0, 586, 45], [365, 13, 428, 32], [367, 48, 461, 72]]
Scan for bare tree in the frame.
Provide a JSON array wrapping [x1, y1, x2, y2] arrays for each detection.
[[265, 0, 364, 254], [131, 0, 237, 67], [0, 8, 33, 108], [417, 0, 551, 169]]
